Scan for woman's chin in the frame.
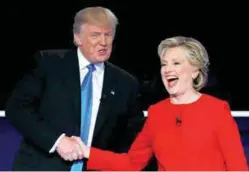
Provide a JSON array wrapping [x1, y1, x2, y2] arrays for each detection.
[[167, 89, 178, 97]]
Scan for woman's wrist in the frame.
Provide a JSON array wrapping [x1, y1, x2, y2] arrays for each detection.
[[85, 147, 90, 158]]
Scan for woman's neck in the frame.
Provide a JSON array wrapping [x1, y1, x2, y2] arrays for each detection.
[[170, 90, 202, 105]]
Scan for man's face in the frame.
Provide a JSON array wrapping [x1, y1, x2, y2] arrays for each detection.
[[74, 23, 114, 63]]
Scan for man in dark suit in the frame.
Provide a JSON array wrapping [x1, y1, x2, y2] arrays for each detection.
[[5, 6, 144, 171]]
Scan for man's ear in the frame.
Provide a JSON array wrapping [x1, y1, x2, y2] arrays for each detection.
[[73, 33, 81, 46]]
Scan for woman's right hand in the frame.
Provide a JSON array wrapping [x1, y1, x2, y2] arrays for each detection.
[[71, 136, 90, 159]]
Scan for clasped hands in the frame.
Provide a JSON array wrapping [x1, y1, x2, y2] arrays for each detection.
[[56, 136, 90, 161]]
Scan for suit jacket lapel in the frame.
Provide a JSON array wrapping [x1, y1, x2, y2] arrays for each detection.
[[62, 53, 116, 137], [62, 49, 81, 126], [93, 62, 116, 139]]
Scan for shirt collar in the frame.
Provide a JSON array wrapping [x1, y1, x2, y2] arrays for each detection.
[[77, 48, 105, 72]]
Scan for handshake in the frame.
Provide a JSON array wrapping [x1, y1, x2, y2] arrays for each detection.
[[56, 136, 90, 161]]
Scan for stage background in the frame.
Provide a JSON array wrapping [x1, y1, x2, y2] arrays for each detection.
[[1, 1, 248, 170]]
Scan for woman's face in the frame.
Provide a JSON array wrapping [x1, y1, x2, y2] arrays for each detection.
[[160, 47, 199, 97]]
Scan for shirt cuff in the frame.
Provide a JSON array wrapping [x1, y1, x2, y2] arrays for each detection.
[[49, 133, 66, 153]]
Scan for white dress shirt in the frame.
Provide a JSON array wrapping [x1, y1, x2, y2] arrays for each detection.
[[49, 48, 104, 152]]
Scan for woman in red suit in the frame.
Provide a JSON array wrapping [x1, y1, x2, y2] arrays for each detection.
[[78, 36, 248, 171]]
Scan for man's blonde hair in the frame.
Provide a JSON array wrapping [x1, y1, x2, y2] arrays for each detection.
[[73, 6, 118, 34], [158, 36, 210, 91]]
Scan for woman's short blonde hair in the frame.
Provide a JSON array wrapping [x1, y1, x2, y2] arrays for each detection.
[[158, 36, 210, 91]]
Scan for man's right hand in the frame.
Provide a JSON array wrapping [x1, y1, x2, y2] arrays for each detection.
[[56, 135, 84, 161]]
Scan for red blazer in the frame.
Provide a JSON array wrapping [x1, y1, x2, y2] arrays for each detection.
[[87, 94, 248, 171]]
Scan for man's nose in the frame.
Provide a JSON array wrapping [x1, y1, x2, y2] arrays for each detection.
[[100, 35, 107, 46]]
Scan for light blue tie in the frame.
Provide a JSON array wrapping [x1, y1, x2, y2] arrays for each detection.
[[70, 64, 95, 171]]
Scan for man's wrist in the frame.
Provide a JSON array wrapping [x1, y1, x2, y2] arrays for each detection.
[[49, 133, 66, 153]]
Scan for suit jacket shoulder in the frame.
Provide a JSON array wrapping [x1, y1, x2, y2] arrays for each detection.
[[105, 61, 139, 88], [29, 49, 77, 75], [33, 49, 73, 64], [38, 49, 71, 57]]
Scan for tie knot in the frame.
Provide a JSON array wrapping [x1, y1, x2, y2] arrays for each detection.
[[87, 64, 96, 72]]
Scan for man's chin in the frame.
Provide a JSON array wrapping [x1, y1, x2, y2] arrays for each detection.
[[95, 55, 110, 62]]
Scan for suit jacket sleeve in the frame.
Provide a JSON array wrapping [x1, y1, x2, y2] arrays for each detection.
[[5, 51, 62, 152], [216, 101, 248, 170], [87, 106, 154, 171]]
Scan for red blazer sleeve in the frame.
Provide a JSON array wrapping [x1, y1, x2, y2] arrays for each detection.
[[87, 107, 154, 171], [216, 101, 248, 170]]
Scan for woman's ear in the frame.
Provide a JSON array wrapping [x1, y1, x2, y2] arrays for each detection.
[[192, 70, 199, 80]]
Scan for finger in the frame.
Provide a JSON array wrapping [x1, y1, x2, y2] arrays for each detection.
[[66, 149, 75, 161], [71, 136, 79, 141], [57, 150, 68, 161], [67, 153, 74, 161], [75, 143, 84, 159], [71, 136, 87, 158], [72, 151, 78, 160], [74, 137, 87, 151], [71, 137, 86, 152], [71, 136, 82, 144], [61, 153, 70, 161], [69, 138, 83, 159], [64, 156, 70, 161]]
